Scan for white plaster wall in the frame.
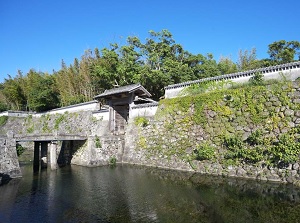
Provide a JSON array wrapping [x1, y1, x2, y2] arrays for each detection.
[[92, 110, 110, 121], [0, 111, 33, 118], [34, 101, 100, 117], [165, 66, 300, 99], [129, 105, 158, 118]]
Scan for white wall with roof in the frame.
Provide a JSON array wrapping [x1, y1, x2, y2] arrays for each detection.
[[129, 103, 158, 119], [165, 61, 300, 99]]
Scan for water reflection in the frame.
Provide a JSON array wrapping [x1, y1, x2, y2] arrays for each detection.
[[1, 164, 300, 223], [0, 179, 21, 222]]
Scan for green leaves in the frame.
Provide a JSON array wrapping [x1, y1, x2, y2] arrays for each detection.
[[194, 142, 216, 161], [268, 40, 300, 64]]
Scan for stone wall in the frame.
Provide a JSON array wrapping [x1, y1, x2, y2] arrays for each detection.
[[71, 135, 124, 166], [0, 134, 21, 184], [124, 80, 300, 186]]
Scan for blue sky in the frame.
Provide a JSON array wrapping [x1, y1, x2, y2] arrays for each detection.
[[0, 0, 299, 82]]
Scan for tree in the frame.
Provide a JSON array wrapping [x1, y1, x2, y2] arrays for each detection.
[[237, 48, 259, 71], [26, 70, 59, 112], [268, 40, 300, 64], [218, 56, 238, 75], [2, 75, 26, 110]]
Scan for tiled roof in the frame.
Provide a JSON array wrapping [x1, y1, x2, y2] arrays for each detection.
[[94, 83, 151, 99]]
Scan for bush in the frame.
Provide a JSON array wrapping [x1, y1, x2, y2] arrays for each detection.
[[249, 72, 264, 86], [194, 142, 215, 160], [109, 156, 117, 167], [16, 143, 26, 156], [95, 135, 102, 148], [134, 117, 149, 127]]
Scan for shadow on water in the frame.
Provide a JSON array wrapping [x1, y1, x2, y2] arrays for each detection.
[[0, 178, 21, 222], [1, 163, 300, 223], [0, 173, 13, 186]]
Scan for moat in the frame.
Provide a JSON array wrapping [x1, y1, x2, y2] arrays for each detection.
[[1, 163, 300, 223]]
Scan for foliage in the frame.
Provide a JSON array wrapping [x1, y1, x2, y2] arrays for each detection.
[[237, 48, 260, 71], [95, 135, 102, 148], [222, 127, 300, 166], [109, 156, 117, 167], [249, 72, 264, 86], [134, 117, 149, 127], [181, 79, 233, 96], [16, 143, 26, 156], [271, 133, 300, 164], [26, 70, 59, 112], [223, 134, 265, 164], [26, 126, 34, 133], [193, 142, 216, 161], [0, 32, 298, 112], [0, 116, 8, 126], [268, 40, 300, 64], [54, 113, 67, 130]]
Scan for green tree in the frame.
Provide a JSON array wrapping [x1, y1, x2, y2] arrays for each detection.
[[237, 48, 259, 71], [2, 75, 26, 110], [26, 70, 59, 112], [268, 40, 300, 64], [218, 56, 238, 74]]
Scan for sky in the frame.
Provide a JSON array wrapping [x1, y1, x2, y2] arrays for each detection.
[[0, 0, 299, 83]]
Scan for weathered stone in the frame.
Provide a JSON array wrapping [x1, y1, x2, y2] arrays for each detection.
[[243, 126, 251, 132], [236, 167, 247, 177], [273, 101, 281, 106], [285, 109, 294, 116], [280, 128, 289, 133], [265, 102, 273, 107], [286, 176, 294, 184], [288, 122, 295, 128], [242, 132, 251, 141], [270, 96, 278, 102], [274, 107, 280, 113], [292, 82, 300, 89], [293, 99, 300, 104], [293, 163, 300, 170], [236, 126, 243, 131], [208, 110, 217, 118], [267, 174, 281, 182]]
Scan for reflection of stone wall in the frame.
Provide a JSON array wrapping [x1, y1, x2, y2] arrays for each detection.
[[0, 179, 21, 221]]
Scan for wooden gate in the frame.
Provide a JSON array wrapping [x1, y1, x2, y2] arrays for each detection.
[[113, 105, 128, 134]]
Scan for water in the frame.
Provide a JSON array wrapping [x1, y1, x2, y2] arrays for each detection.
[[1, 164, 300, 223]]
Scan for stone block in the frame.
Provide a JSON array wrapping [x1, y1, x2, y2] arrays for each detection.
[[267, 174, 281, 182], [273, 101, 281, 107], [293, 163, 300, 171], [270, 96, 278, 102], [285, 109, 294, 116]]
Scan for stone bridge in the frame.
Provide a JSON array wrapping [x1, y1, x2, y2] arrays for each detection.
[[0, 132, 87, 184]]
